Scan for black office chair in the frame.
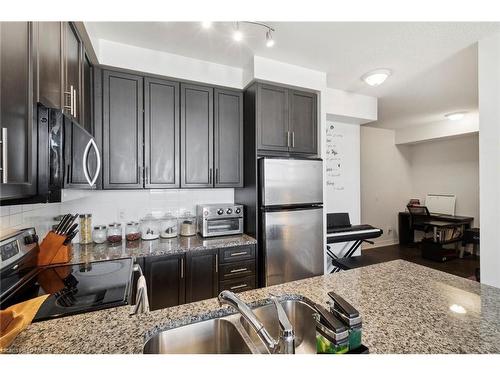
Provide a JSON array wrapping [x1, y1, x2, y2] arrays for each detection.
[[406, 205, 432, 245]]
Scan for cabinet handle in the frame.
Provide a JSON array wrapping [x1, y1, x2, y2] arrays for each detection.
[[180, 258, 184, 279], [139, 166, 143, 185], [292, 131, 295, 148], [286, 131, 290, 147], [230, 284, 247, 291], [64, 88, 72, 115], [230, 251, 248, 257], [215, 254, 218, 273], [1, 128, 7, 183], [216, 168, 219, 184], [230, 268, 247, 273], [145, 166, 149, 185], [73, 88, 77, 118], [209, 168, 213, 185]]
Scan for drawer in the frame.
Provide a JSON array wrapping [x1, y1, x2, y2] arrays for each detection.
[[219, 260, 256, 281], [219, 276, 256, 293], [219, 245, 255, 264]]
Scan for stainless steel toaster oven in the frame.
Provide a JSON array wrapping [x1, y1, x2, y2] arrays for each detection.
[[196, 204, 244, 237]]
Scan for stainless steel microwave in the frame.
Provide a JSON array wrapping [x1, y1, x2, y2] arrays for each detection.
[[196, 204, 244, 238]]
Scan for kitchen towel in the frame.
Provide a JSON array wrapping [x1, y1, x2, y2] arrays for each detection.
[[0, 294, 49, 352], [136, 275, 150, 313]]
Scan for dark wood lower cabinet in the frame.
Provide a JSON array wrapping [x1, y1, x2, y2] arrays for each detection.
[[185, 250, 218, 303], [141, 245, 256, 311], [144, 254, 185, 310]]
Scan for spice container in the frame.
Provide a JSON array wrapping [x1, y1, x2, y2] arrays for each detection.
[[92, 225, 107, 244], [160, 213, 178, 238], [140, 215, 160, 240], [107, 223, 122, 243], [125, 221, 141, 241], [179, 212, 196, 237], [79, 214, 92, 244]]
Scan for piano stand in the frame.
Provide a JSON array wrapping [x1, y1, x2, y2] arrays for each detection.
[[328, 239, 374, 273]]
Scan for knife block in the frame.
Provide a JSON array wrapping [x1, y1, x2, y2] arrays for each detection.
[[37, 231, 72, 266]]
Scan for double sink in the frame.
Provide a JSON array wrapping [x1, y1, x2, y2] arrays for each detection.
[[144, 298, 317, 354]]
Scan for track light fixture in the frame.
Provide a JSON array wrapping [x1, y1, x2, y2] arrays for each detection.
[[201, 21, 275, 47]]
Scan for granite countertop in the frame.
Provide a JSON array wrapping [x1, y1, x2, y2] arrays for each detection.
[[67, 233, 257, 264], [8, 260, 500, 354]]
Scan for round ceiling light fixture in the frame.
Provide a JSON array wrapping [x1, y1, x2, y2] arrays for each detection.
[[361, 69, 392, 87], [445, 112, 466, 121], [201, 21, 213, 29]]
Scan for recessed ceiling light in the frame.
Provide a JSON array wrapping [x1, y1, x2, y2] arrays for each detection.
[[201, 21, 212, 29], [361, 69, 392, 87], [449, 304, 467, 314], [265, 31, 275, 47], [445, 112, 466, 121]]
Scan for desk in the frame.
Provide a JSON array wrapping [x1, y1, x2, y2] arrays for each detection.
[[398, 212, 473, 245]]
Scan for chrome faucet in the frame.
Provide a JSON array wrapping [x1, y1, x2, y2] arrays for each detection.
[[217, 291, 295, 354]]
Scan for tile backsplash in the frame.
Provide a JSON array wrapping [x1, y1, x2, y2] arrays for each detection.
[[0, 188, 234, 240]]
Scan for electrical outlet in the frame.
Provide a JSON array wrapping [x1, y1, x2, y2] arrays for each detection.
[[387, 226, 393, 234]]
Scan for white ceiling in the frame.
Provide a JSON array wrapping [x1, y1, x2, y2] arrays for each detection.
[[85, 22, 500, 129]]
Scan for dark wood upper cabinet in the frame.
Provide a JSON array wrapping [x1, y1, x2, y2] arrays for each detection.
[[102, 70, 144, 189], [144, 77, 180, 188], [257, 84, 289, 152], [180, 83, 214, 188], [0, 22, 38, 202], [185, 250, 218, 303], [214, 89, 243, 188], [289, 90, 317, 154], [144, 254, 185, 311], [63, 23, 81, 122], [36, 22, 63, 109]]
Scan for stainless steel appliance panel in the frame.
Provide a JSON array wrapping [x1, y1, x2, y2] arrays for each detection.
[[260, 158, 323, 207], [263, 206, 323, 286]]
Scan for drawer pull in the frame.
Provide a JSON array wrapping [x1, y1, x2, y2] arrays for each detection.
[[230, 284, 247, 290], [230, 268, 248, 273], [230, 251, 248, 257]]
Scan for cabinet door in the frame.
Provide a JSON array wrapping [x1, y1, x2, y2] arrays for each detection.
[[180, 83, 214, 188], [257, 84, 289, 152], [289, 90, 317, 154], [185, 250, 218, 303], [0, 22, 37, 202], [36, 22, 63, 109], [102, 70, 143, 189], [63, 23, 81, 122], [81, 54, 93, 135], [144, 77, 180, 188], [214, 89, 243, 188], [144, 254, 185, 311]]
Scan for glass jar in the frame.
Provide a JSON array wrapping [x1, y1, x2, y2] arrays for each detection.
[[125, 221, 141, 241], [140, 215, 160, 240], [107, 223, 122, 243], [79, 214, 92, 244], [92, 225, 107, 244], [178, 211, 196, 237], [160, 213, 178, 238]]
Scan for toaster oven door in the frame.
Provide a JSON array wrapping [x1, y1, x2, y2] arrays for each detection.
[[203, 217, 243, 237]]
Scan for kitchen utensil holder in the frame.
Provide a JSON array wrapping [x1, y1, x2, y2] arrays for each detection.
[[37, 231, 72, 266]]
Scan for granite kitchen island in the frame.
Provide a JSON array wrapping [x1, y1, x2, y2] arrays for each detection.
[[8, 260, 500, 354]]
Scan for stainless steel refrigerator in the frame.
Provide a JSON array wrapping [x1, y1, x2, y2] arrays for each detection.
[[259, 157, 324, 286]]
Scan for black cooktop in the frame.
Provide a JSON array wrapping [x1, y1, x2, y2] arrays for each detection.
[[2, 258, 133, 322]]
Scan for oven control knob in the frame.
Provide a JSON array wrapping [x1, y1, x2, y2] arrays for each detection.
[[235, 208, 241, 214], [217, 209, 224, 215], [226, 208, 233, 215]]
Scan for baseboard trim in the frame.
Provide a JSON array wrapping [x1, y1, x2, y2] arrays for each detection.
[[362, 239, 399, 249]]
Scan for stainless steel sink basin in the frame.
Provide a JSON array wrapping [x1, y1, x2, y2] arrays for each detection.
[[239, 299, 317, 354], [144, 317, 253, 354], [143, 298, 317, 354]]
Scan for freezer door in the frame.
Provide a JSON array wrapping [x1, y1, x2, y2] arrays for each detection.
[[260, 158, 323, 206], [263, 206, 324, 286]]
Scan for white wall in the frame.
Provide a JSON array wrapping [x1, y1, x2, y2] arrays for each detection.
[[325, 89, 377, 125], [410, 135, 480, 226], [395, 112, 479, 145], [478, 33, 500, 288], [97, 39, 243, 88], [360, 127, 412, 247]]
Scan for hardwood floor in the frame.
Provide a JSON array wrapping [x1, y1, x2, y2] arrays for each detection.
[[358, 243, 480, 280]]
